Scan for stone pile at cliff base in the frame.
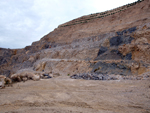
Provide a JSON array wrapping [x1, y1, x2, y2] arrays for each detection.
[[70, 72, 150, 80]]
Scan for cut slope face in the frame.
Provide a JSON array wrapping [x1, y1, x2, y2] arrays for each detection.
[[0, 0, 150, 77]]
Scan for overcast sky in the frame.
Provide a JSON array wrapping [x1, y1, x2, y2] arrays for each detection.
[[0, 0, 136, 49]]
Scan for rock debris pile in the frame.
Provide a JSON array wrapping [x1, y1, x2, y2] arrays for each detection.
[[70, 73, 120, 80], [70, 73, 150, 80]]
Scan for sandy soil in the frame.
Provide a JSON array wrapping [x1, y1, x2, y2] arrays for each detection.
[[0, 76, 150, 113]]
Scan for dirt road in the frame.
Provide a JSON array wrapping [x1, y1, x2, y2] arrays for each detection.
[[0, 76, 150, 113]]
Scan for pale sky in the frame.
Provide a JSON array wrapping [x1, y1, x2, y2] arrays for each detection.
[[0, 0, 136, 49]]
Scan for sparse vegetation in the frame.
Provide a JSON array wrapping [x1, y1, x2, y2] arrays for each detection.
[[59, 0, 144, 27]]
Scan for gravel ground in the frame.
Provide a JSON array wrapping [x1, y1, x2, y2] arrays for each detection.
[[0, 76, 150, 113]]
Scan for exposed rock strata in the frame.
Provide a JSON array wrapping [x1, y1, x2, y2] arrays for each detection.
[[0, 0, 150, 79]]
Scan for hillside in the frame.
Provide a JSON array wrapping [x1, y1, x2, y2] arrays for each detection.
[[0, 0, 150, 112], [0, 0, 150, 77]]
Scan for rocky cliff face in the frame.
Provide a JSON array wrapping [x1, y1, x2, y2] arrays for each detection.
[[0, 0, 150, 77]]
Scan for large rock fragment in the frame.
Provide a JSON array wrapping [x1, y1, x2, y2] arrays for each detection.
[[11, 72, 40, 82], [0, 75, 6, 88], [0, 75, 12, 88]]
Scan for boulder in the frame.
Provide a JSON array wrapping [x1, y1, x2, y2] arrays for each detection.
[[0, 75, 6, 88], [42, 73, 52, 79], [11, 72, 40, 82], [5, 77, 12, 86], [25, 72, 40, 81], [0, 75, 12, 88], [11, 74, 22, 82]]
